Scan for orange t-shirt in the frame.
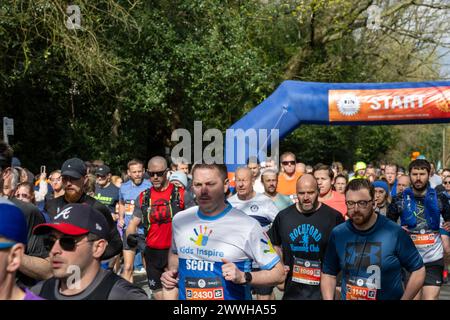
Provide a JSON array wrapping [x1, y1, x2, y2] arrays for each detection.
[[320, 190, 347, 218], [277, 172, 302, 196]]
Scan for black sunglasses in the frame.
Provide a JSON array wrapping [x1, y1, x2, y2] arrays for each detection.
[[148, 169, 167, 177], [444, 181, 450, 185], [43, 235, 92, 251], [281, 161, 296, 166]]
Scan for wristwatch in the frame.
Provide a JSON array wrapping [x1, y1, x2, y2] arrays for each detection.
[[243, 272, 252, 285]]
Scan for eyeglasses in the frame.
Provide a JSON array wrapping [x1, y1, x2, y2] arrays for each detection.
[[281, 161, 296, 166], [148, 170, 167, 177], [50, 177, 62, 182], [43, 235, 92, 251], [443, 181, 450, 185], [62, 176, 81, 183], [346, 200, 372, 209], [0, 242, 16, 250]]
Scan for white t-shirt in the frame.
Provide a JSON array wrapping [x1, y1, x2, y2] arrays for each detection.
[[172, 204, 280, 300], [228, 193, 279, 232]]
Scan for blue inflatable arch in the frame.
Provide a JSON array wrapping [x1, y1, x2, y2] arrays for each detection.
[[225, 80, 450, 173]]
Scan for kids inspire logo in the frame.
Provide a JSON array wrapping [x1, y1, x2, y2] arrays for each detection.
[[190, 225, 213, 247]]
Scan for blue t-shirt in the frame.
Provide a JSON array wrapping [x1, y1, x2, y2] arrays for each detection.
[[322, 214, 423, 300], [119, 179, 152, 230]]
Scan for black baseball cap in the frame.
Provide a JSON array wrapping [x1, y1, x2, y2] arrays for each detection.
[[96, 165, 110, 176], [61, 158, 87, 179], [33, 203, 109, 240]]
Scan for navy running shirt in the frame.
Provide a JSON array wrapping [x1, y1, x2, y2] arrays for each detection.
[[322, 214, 423, 300], [268, 203, 344, 300]]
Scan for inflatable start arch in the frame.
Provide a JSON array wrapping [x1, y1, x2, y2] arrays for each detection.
[[225, 80, 450, 173]]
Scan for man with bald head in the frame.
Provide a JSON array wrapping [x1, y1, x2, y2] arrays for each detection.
[[126, 156, 186, 300], [268, 174, 344, 300], [228, 167, 279, 300]]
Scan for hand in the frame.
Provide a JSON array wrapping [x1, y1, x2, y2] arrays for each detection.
[[127, 233, 138, 248], [111, 213, 119, 222], [161, 270, 179, 289], [118, 218, 125, 228], [276, 265, 289, 291], [221, 258, 245, 284], [443, 222, 450, 232]]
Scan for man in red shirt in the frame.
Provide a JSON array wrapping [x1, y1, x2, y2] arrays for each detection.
[[313, 163, 347, 218], [126, 156, 185, 300]]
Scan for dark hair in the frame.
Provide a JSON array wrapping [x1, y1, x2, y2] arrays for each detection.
[[127, 159, 144, 169], [313, 163, 334, 180], [335, 173, 348, 183], [345, 178, 374, 200], [408, 159, 431, 174], [192, 163, 228, 181], [0, 141, 13, 170], [14, 182, 35, 204]]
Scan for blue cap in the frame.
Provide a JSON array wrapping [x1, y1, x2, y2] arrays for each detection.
[[0, 199, 28, 245], [169, 171, 188, 188], [372, 180, 389, 194]]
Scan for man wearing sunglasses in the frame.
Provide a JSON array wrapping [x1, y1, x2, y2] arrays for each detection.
[[321, 179, 425, 300], [30, 203, 148, 300], [0, 199, 43, 300], [126, 156, 186, 300], [277, 152, 302, 197]]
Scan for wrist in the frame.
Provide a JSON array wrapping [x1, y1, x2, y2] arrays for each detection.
[[241, 271, 252, 285]]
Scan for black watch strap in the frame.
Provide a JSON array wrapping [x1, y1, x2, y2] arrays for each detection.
[[244, 271, 252, 285]]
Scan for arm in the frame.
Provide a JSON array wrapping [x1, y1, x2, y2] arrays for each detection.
[[34, 173, 48, 202], [20, 255, 52, 280], [161, 250, 179, 300], [401, 266, 425, 300], [273, 245, 288, 291], [125, 216, 141, 238], [320, 273, 337, 300], [118, 201, 126, 228], [222, 259, 285, 287]]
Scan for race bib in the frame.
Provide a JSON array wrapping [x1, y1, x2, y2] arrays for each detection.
[[345, 276, 377, 300], [291, 257, 321, 285], [410, 229, 436, 248], [124, 200, 135, 216], [185, 277, 224, 300]]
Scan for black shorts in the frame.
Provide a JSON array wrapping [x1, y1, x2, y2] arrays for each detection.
[[144, 247, 169, 291], [404, 258, 444, 287], [423, 259, 444, 287], [122, 232, 146, 252]]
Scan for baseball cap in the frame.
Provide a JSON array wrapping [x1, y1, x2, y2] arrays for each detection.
[[0, 199, 28, 245], [372, 180, 389, 194], [33, 203, 109, 240], [169, 171, 188, 188], [95, 165, 111, 176], [61, 158, 87, 179]]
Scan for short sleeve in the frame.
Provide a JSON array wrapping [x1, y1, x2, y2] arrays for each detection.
[[132, 194, 143, 220], [245, 222, 280, 270], [268, 213, 282, 246], [322, 231, 341, 276]]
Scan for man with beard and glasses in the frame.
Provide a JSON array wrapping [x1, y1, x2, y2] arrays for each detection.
[[321, 179, 425, 300], [388, 159, 450, 300], [268, 174, 344, 300], [126, 156, 187, 300], [31, 203, 147, 300]]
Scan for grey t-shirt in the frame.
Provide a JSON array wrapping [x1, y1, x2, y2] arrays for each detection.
[[31, 268, 148, 300]]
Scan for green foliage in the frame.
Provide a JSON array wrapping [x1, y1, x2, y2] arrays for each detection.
[[0, 0, 447, 173]]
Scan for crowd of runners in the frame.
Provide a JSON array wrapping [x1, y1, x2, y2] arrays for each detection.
[[1, 139, 450, 300]]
